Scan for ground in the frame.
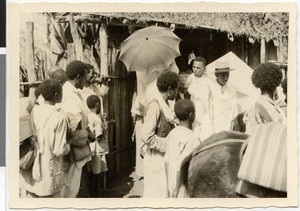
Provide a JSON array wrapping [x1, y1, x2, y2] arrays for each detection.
[[105, 168, 143, 198], [77, 167, 144, 198]]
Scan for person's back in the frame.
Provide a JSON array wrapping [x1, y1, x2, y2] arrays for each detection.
[[30, 79, 70, 197], [238, 63, 287, 197], [141, 71, 179, 198], [243, 63, 286, 134], [86, 95, 107, 155], [86, 95, 108, 197], [165, 99, 200, 198]]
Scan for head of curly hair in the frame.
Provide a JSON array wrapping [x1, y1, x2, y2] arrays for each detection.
[[157, 71, 179, 92], [40, 78, 62, 102], [252, 62, 283, 92], [175, 99, 195, 121]]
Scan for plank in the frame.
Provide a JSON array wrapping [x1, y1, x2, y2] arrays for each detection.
[[25, 22, 37, 97]]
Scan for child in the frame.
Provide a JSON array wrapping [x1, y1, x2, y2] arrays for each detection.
[[30, 78, 70, 197], [86, 94, 108, 197], [165, 99, 200, 198]]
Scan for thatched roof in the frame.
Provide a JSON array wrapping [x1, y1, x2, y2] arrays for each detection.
[[56, 12, 289, 42]]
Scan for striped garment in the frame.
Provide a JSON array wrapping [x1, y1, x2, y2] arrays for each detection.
[[243, 95, 286, 134], [237, 122, 287, 192]]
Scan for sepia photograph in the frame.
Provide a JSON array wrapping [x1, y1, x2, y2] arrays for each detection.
[[7, 1, 298, 209]]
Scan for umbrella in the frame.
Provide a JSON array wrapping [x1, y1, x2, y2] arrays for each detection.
[[119, 26, 181, 74]]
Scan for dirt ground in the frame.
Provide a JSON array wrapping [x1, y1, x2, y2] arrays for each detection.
[[77, 166, 143, 198], [105, 168, 144, 198]]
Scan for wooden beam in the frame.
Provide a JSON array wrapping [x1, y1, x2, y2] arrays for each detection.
[[20, 81, 42, 86], [25, 22, 37, 97], [42, 51, 47, 80], [67, 43, 76, 62], [68, 16, 83, 61], [277, 37, 285, 63], [99, 23, 108, 76], [45, 48, 53, 76], [260, 38, 266, 63]]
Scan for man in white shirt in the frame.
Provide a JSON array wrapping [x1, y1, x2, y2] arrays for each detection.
[[187, 57, 213, 141], [60, 60, 91, 197]]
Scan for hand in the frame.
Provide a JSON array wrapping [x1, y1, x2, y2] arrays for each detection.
[[87, 127, 96, 142], [102, 113, 107, 119]]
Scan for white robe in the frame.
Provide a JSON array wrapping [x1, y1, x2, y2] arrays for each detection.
[[21, 104, 69, 197], [187, 74, 213, 141], [208, 80, 238, 133], [165, 126, 200, 198]]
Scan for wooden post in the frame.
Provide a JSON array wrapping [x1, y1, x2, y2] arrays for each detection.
[[260, 38, 266, 63], [46, 48, 53, 76], [277, 37, 285, 63], [67, 43, 76, 62], [99, 23, 111, 175], [25, 22, 37, 97], [42, 51, 47, 80], [68, 16, 83, 61], [99, 23, 108, 77], [91, 46, 100, 74]]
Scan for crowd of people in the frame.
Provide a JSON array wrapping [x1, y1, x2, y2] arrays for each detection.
[[19, 55, 287, 198], [132, 56, 287, 198], [19, 60, 108, 198]]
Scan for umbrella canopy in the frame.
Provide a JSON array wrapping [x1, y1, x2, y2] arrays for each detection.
[[119, 26, 181, 74], [206, 51, 260, 113]]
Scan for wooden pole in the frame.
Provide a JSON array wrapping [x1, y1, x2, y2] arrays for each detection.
[[46, 48, 53, 77], [260, 38, 266, 63], [277, 37, 285, 63], [25, 22, 37, 97], [42, 51, 47, 80], [68, 16, 83, 61], [99, 23, 111, 175], [99, 23, 108, 77], [67, 43, 76, 62]]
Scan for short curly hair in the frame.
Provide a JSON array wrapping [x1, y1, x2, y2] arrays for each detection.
[[39, 79, 62, 102], [86, 94, 100, 110], [175, 99, 195, 121], [157, 71, 179, 92], [251, 62, 282, 92], [66, 60, 87, 80]]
